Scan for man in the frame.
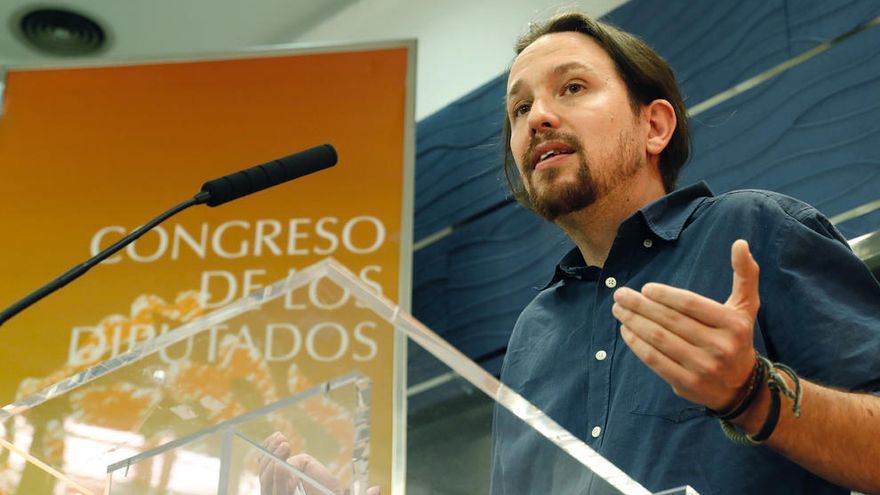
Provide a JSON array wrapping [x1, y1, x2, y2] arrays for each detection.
[[492, 11, 880, 495]]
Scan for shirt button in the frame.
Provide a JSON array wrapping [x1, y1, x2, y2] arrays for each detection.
[[604, 277, 617, 288], [591, 426, 602, 438], [595, 350, 607, 361], [643, 239, 653, 248]]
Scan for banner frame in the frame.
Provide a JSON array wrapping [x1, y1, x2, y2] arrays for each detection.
[[0, 37, 417, 494]]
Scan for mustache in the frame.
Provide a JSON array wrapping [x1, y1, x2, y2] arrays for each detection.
[[522, 131, 584, 170]]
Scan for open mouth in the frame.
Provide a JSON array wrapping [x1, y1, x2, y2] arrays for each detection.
[[532, 142, 576, 169], [538, 149, 574, 162]]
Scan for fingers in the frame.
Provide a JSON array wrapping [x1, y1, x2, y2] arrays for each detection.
[[619, 324, 693, 394], [612, 239, 761, 410], [619, 239, 758, 341], [260, 432, 289, 474], [260, 432, 291, 495], [613, 287, 716, 348], [257, 432, 360, 495], [638, 282, 740, 329], [637, 240, 760, 325], [726, 239, 760, 314], [287, 453, 344, 495], [612, 291, 705, 364], [613, 289, 734, 378], [273, 462, 291, 495], [367, 487, 381, 495]]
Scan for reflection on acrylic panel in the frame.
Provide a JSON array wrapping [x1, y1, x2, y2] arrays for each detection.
[[105, 373, 370, 495], [3, 259, 694, 494]]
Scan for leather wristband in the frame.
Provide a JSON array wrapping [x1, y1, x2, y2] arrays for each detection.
[[749, 379, 782, 443], [718, 354, 801, 446], [708, 354, 765, 421]]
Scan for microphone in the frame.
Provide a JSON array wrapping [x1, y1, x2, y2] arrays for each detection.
[[199, 144, 337, 207], [0, 144, 337, 328]]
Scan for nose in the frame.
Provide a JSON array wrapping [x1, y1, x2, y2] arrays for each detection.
[[527, 98, 560, 136]]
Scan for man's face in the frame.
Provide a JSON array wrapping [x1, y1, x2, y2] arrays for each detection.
[[506, 32, 645, 220]]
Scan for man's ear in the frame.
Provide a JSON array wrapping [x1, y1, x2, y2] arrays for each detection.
[[643, 99, 676, 158]]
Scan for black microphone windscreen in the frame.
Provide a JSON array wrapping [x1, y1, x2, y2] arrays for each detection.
[[200, 144, 337, 207]]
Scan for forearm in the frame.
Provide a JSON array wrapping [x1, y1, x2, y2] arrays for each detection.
[[733, 378, 880, 493], [610, 240, 880, 491]]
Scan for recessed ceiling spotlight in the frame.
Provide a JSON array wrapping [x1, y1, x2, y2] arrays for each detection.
[[15, 7, 108, 56]]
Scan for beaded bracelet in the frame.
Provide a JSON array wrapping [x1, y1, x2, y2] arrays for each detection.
[[719, 355, 802, 446]]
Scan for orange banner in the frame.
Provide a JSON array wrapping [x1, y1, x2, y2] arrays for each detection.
[[0, 44, 412, 494]]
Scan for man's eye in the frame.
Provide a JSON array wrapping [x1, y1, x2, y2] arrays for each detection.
[[564, 83, 585, 94], [513, 103, 531, 117]]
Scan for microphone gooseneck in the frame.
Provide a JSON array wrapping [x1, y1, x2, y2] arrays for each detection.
[[0, 144, 338, 328]]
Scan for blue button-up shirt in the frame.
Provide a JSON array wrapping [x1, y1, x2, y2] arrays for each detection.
[[492, 182, 880, 494]]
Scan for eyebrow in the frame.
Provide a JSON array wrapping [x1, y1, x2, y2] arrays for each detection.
[[507, 62, 594, 103]]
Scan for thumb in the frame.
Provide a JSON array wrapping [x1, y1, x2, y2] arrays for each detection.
[[726, 239, 760, 314]]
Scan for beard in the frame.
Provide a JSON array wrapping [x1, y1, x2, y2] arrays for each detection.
[[527, 154, 597, 221], [522, 130, 640, 221]]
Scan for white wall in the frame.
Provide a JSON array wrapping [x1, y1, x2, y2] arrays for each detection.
[[0, 1, 626, 121], [293, 0, 627, 120]]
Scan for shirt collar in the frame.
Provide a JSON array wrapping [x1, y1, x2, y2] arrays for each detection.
[[539, 248, 600, 289], [638, 181, 713, 241], [539, 181, 714, 290]]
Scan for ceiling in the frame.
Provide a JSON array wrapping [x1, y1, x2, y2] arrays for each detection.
[[0, 0, 630, 119], [0, 0, 358, 66]]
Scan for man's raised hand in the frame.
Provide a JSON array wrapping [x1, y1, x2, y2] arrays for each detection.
[[611, 239, 760, 411]]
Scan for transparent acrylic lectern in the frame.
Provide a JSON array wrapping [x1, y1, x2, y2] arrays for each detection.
[[0, 259, 696, 495]]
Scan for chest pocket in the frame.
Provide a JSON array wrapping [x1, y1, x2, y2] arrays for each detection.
[[626, 316, 771, 423], [625, 353, 705, 423]]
